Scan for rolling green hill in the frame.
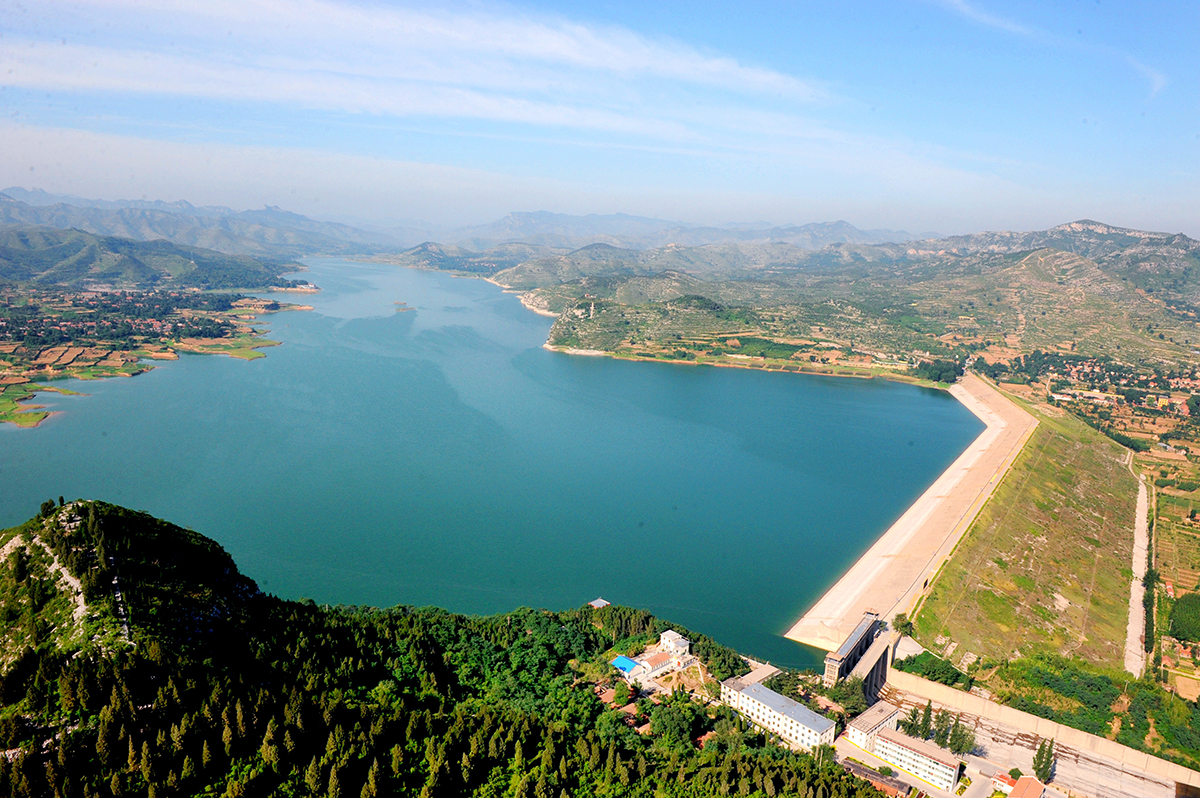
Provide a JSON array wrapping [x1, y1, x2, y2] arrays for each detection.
[[0, 225, 303, 290], [489, 222, 1200, 375]]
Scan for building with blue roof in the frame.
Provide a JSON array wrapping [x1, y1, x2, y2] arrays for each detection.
[[610, 655, 639, 676]]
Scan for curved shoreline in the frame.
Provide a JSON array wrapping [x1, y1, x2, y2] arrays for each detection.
[[537, 329, 1037, 655], [493, 280, 1040, 657], [783, 372, 1039, 652]]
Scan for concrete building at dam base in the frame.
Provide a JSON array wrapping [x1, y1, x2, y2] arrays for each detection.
[[720, 678, 836, 752]]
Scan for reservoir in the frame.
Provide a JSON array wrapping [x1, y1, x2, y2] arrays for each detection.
[[0, 258, 983, 668]]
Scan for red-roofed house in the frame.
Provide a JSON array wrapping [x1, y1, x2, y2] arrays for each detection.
[[1011, 776, 1045, 798], [991, 772, 1017, 794]]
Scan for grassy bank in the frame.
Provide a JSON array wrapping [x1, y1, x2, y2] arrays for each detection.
[[914, 398, 1137, 669], [0, 383, 84, 428]]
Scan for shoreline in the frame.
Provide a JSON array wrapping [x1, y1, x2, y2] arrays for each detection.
[[0, 299, 306, 428], [783, 372, 1039, 652], [481, 277, 560, 317], [395, 270, 1041, 653], [542, 344, 926, 383]]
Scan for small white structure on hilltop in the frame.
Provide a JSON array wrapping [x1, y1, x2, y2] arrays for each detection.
[[609, 629, 697, 684]]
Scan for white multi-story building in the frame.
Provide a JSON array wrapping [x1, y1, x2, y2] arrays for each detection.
[[845, 700, 900, 752], [873, 727, 961, 792], [721, 679, 835, 751], [660, 630, 689, 656]]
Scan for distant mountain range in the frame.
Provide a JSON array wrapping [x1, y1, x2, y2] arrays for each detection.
[[0, 188, 404, 258], [0, 188, 936, 256], [435, 210, 932, 251]]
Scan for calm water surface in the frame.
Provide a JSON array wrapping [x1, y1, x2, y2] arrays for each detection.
[[0, 259, 983, 668]]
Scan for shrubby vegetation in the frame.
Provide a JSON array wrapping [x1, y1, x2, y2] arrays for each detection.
[[1144, 569, 1159, 652], [0, 226, 301, 290], [891, 653, 970, 689], [0, 502, 881, 798], [1169, 593, 1200, 643], [1076, 415, 1152, 452], [990, 654, 1200, 770], [910, 359, 962, 384], [761, 673, 868, 727]]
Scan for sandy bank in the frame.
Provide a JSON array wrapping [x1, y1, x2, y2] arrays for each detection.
[[785, 373, 1039, 652], [543, 344, 607, 356], [520, 295, 559, 318]]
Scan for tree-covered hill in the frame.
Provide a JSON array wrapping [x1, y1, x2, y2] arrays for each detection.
[[0, 225, 305, 290], [0, 501, 880, 798]]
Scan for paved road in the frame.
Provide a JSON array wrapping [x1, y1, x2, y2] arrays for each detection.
[[1124, 475, 1149, 677]]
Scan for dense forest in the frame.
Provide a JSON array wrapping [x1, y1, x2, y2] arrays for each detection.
[[0, 501, 882, 798]]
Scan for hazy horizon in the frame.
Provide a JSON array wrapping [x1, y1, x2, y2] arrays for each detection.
[[2, 0, 1197, 237]]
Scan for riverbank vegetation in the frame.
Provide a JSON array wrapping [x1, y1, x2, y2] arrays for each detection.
[[0, 501, 883, 798]]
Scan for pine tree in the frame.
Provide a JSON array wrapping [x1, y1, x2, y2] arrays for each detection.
[[919, 701, 933, 739], [140, 740, 153, 784], [948, 716, 976, 756], [363, 759, 381, 797], [96, 707, 116, 768], [305, 757, 322, 794], [933, 709, 952, 747], [1033, 738, 1055, 782]]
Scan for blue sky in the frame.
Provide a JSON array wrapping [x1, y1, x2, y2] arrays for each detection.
[[1, 0, 1196, 234]]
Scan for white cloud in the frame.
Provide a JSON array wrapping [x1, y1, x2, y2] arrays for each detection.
[[932, 0, 1169, 98], [6, 0, 823, 138], [0, 40, 698, 139], [935, 0, 1033, 36], [1126, 57, 1168, 98]]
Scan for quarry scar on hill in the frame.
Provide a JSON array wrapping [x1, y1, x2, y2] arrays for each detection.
[[786, 373, 1039, 652]]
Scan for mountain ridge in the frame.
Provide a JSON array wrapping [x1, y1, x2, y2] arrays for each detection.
[[0, 224, 304, 290], [0, 191, 404, 258]]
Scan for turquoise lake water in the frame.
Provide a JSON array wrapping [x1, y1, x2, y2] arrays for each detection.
[[0, 258, 983, 669]]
